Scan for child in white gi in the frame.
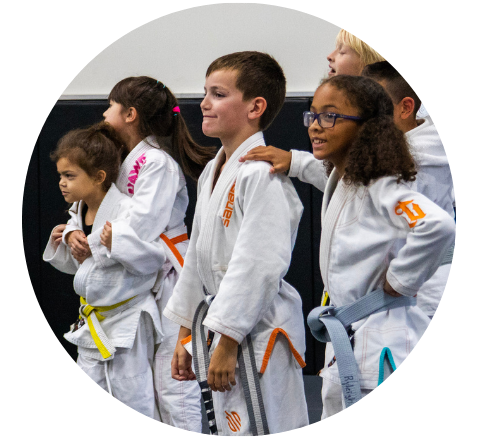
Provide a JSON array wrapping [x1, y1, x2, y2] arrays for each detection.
[[43, 122, 163, 419], [241, 63, 454, 320], [164, 51, 309, 435], [296, 75, 454, 417], [64, 77, 215, 431]]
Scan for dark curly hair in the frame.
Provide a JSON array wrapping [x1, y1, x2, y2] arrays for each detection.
[[51, 122, 123, 192], [321, 75, 416, 186]]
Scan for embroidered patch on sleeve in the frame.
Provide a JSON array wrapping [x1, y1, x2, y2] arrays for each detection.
[[222, 182, 236, 227], [394, 200, 426, 228]]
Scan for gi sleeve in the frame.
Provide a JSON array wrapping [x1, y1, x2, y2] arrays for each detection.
[[119, 156, 181, 242], [369, 178, 456, 296], [43, 225, 79, 274], [288, 149, 328, 192], [88, 198, 166, 275], [163, 164, 212, 328], [203, 161, 301, 343]]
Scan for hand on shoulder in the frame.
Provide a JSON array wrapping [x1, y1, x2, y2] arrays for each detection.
[[239, 145, 292, 174]]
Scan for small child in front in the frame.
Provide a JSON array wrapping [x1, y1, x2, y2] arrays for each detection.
[[164, 51, 309, 435], [43, 123, 162, 419]]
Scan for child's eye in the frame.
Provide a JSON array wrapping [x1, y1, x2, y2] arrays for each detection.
[[215, 93, 224, 98]]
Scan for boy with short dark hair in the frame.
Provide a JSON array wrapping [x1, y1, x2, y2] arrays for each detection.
[[164, 51, 309, 435]]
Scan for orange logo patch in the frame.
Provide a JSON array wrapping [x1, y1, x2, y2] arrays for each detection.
[[225, 411, 241, 432], [394, 200, 426, 228], [222, 183, 235, 227]]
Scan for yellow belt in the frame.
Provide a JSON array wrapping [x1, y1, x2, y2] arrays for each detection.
[[79, 296, 135, 359]]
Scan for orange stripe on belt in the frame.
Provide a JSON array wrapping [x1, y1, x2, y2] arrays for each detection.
[[259, 328, 306, 374], [170, 233, 188, 245], [160, 233, 187, 267]]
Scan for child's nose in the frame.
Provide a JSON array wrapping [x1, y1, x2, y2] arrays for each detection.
[[200, 96, 209, 111], [327, 49, 335, 62]]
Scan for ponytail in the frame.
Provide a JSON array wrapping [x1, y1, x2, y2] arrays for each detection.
[[109, 76, 216, 181]]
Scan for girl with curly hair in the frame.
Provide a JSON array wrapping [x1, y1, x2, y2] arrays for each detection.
[[243, 75, 455, 417]]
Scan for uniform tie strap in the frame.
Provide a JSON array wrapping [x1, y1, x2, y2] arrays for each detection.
[[307, 288, 416, 408], [79, 296, 136, 360], [192, 296, 269, 435]]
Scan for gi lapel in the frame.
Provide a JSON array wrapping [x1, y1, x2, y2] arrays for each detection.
[[196, 132, 265, 296], [117, 136, 156, 195], [319, 169, 354, 292]]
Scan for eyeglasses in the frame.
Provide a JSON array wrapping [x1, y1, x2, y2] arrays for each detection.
[[303, 111, 363, 128]]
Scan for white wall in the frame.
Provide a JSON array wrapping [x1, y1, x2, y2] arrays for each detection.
[[62, 4, 340, 98]]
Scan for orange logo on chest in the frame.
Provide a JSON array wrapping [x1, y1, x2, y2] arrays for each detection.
[[222, 183, 235, 227], [395, 200, 426, 228], [225, 411, 241, 432]]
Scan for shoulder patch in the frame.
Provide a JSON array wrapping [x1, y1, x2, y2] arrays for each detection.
[[394, 199, 426, 228]]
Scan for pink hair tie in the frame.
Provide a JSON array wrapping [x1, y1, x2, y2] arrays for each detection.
[[172, 106, 180, 114]]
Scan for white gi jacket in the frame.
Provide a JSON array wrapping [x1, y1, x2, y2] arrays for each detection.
[[289, 124, 455, 317], [43, 184, 163, 360], [318, 169, 455, 388], [164, 132, 307, 373]]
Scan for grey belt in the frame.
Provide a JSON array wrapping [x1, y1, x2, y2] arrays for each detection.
[[307, 288, 416, 408], [192, 295, 269, 435]]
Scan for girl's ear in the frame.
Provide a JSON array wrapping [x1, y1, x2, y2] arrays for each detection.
[[95, 170, 107, 185], [125, 106, 138, 124]]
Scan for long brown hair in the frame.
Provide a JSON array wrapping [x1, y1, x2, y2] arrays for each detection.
[[322, 75, 416, 186], [108, 76, 216, 181]]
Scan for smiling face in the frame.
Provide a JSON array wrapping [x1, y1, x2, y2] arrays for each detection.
[[200, 69, 256, 148], [57, 157, 102, 205], [326, 44, 363, 77], [308, 84, 362, 174]]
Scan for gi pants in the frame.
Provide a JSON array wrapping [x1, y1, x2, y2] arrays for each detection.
[[77, 312, 160, 420], [212, 334, 309, 435]]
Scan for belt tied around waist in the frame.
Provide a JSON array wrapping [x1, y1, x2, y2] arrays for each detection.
[[78, 295, 141, 360], [307, 288, 416, 408], [192, 295, 270, 435]]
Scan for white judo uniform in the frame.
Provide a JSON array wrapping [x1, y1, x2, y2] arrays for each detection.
[[288, 119, 455, 317], [164, 132, 309, 435], [43, 184, 163, 419], [58, 137, 202, 431]]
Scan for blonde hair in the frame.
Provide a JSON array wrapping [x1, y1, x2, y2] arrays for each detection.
[[336, 29, 386, 68]]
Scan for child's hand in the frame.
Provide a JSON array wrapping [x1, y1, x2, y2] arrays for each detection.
[[239, 145, 292, 174], [66, 230, 91, 257], [100, 221, 112, 250], [171, 327, 196, 381], [384, 279, 402, 297], [207, 334, 238, 392], [52, 224, 67, 245]]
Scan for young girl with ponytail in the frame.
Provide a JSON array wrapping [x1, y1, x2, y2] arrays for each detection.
[[65, 77, 215, 430]]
